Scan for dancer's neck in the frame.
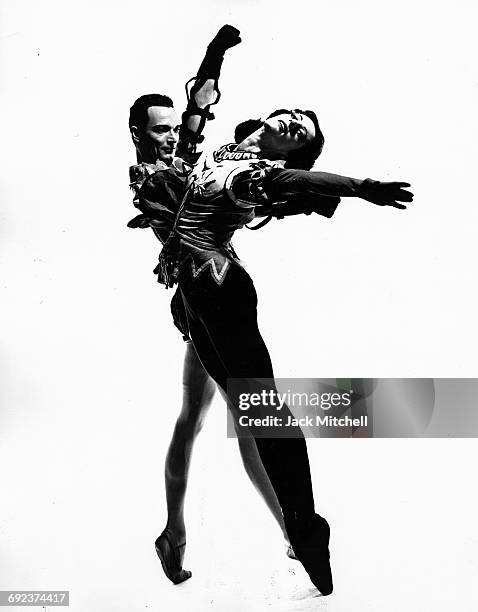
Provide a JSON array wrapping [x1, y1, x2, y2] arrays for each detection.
[[236, 127, 286, 162]]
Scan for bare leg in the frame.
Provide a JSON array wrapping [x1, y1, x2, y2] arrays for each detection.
[[173, 316, 294, 552], [164, 340, 216, 540], [165, 343, 291, 544], [159, 337, 294, 585], [156, 341, 216, 583]]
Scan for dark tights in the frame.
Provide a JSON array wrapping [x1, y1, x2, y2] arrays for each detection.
[[179, 261, 315, 520]]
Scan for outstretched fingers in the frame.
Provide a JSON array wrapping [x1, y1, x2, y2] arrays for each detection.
[[396, 187, 414, 203], [388, 182, 414, 206]]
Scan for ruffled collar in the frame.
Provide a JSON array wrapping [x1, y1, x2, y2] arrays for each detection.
[[212, 143, 286, 168]]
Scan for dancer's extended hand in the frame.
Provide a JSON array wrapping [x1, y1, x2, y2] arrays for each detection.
[[359, 179, 414, 209]]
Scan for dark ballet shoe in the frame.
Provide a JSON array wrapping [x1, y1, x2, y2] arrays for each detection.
[[286, 514, 333, 595], [154, 529, 192, 585]]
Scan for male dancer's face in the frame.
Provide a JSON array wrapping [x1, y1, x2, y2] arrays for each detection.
[[136, 106, 181, 166]]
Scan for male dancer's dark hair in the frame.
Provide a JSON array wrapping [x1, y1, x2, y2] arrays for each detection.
[[129, 94, 174, 132]]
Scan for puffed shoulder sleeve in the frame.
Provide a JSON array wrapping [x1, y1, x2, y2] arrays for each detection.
[[222, 160, 282, 208], [137, 168, 185, 221]]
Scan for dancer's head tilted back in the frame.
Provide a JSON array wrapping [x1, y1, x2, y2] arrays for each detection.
[[235, 109, 324, 170], [129, 94, 180, 166]]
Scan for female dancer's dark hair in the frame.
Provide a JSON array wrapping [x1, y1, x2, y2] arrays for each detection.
[[234, 108, 325, 170], [234, 118, 263, 144]]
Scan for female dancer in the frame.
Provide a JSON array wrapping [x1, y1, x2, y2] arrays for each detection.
[[128, 26, 317, 586], [136, 106, 413, 594]]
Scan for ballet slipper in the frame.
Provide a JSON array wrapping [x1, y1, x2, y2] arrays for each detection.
[[286, 514, 333, 595], [154, 529, 192, 585]]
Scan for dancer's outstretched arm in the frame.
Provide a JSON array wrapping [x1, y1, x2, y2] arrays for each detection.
[[262, 169, 414, 209], [176, 25, 241, 164]]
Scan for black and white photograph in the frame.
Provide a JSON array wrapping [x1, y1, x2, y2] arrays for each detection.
[[1, 1, 478, 610]]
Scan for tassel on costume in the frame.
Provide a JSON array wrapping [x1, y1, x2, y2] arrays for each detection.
[[153, 235, 183, 289]]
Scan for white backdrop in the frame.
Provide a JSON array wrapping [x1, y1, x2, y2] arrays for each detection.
[[1, 1, 478, 610]]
